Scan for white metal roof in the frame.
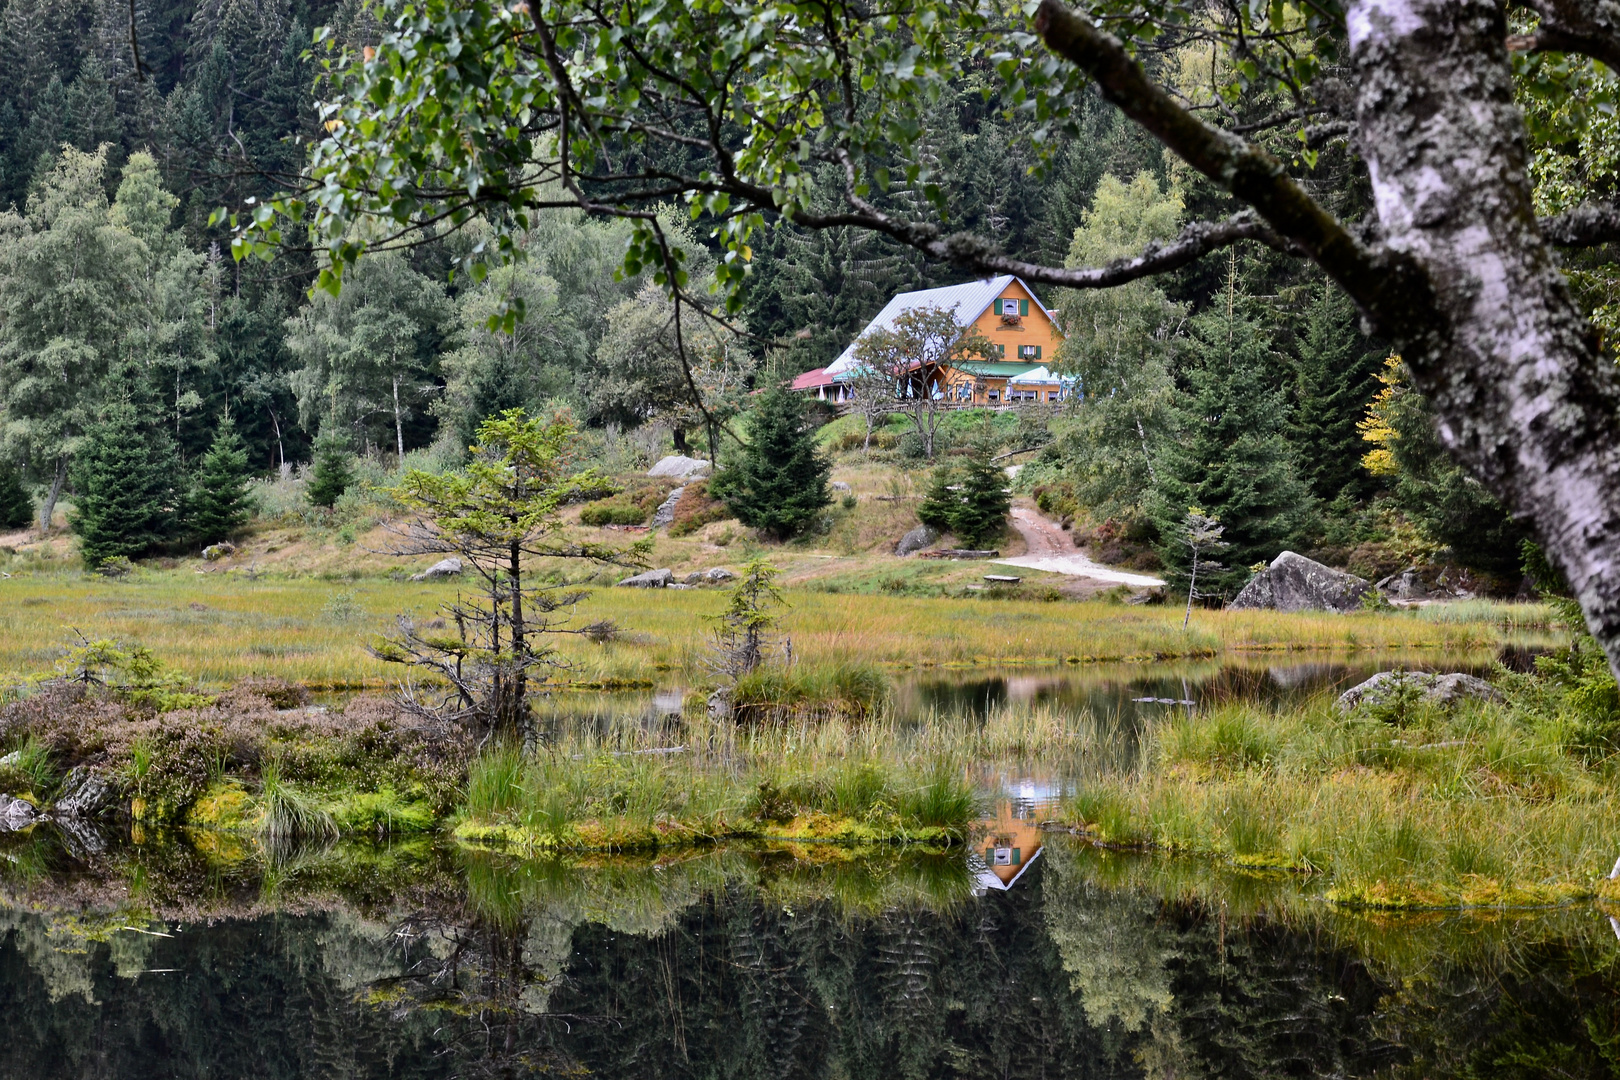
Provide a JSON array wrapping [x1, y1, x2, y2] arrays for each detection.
[[1007, 365, 1059, 385], [824, 274, 1056, 376]]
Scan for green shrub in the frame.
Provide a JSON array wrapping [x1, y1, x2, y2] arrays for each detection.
[[580, 501, 648, 526]]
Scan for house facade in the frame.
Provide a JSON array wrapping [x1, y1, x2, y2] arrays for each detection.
[[813, 275, 1069, 405]]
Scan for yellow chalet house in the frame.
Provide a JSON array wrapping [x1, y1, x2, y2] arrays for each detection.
[[800, 275, 1069, 405]]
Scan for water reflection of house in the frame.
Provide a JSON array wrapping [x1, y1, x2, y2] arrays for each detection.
[[974, 796, 1047, 892]]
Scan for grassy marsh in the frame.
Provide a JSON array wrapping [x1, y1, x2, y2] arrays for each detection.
[[1055, 688, 1620, 908], [0, 570, 1539, 690]]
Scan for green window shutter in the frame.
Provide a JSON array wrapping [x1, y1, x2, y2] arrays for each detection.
[[1012, 848, 1022, 865], [1019, 299, 1029, 317], [1035, 345, 1042, 359]]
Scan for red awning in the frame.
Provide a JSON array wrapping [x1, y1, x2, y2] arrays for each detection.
[[790, 367, 835, 391]]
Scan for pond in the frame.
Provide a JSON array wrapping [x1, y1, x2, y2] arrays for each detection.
[[3, 826, 1619, 1079]]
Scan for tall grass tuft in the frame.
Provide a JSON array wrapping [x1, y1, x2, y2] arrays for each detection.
[[258, 759, 337, 844]]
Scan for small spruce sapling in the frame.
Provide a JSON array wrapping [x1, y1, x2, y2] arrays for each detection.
[[190, 415, 254, 543], [71, 393, 184, 567], [707, 558, 784, 680], [307, 428, 355, 509]]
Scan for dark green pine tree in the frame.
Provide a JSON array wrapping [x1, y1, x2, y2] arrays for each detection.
[[917, 465, 959, 534], [0, 462, 32, 529], [1290, 281, 1383, 503], [190, 415, 254, 542], [71, 392, 185, 567], [1152, 291, 1313, 594], [306, 427, 355, 509], [949, 435, 1012, 548], [712, 384, 832, 539]]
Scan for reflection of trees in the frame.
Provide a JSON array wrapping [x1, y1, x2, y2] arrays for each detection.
[[11, 836, 1620, 1078]]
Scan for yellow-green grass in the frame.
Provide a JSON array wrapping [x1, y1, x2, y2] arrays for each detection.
[[454, 710, 1001, 853], [1057, 694, 1620, 908], [0, 570, 1535, 690]]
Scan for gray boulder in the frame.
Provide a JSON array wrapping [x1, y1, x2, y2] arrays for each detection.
[[1337, 671, 1503, 712], [0, 794, 36, 831], [617, 567, 674, 588], [52, 767, 118, 818], [831, 480, 853, 494], [895, 524, 938, 557], [1228, 551, 1371, 613], [410, 557, 464, 581], [648, 455, 711, 480], [707, 686, 733, 720], [667, 582, 696, 590], [684, 567, 737, 585], [650, 486, 686, 528], [201, 542, 236, 561], [1377, 566, 1430, 601]]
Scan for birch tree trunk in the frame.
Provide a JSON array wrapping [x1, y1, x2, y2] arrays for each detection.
[[38, 456, 66, 536], [1346, 0, 1620, 670]]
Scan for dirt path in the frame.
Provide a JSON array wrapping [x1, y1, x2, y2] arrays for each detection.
[[995, 506, 1166, 587]]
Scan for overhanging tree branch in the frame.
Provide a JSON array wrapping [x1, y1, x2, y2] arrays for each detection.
[[1541, 201, 1620, 246], [1030, 0, 1442, 352], [1516, 0, 1620, 68]]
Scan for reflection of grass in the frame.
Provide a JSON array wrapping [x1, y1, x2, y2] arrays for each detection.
[[0, 572, 1522, 689], [460, 842, 976, 929], [1057, 694, 1620, 907]]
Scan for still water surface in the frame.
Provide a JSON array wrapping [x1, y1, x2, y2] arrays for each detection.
[[4, 831, 1619, 1079]]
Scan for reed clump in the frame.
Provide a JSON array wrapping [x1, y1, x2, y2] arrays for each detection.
[[1056, 683, 1620, 907]]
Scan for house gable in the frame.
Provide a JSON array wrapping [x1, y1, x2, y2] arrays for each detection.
[[824, 274, 1064, 376]]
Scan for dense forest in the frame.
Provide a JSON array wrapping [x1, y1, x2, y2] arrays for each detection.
[[0, 0, 1554, 589]]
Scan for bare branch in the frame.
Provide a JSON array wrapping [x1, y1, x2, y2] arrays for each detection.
[[1541, 201, 1620, 246], [930, 213, 1305, 291]]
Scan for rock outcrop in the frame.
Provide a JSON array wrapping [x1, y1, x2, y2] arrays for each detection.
[[895, 525, 938, 557], [684, 567, 737, 585], [650, 487, 685, 528], [648, 455, 711, 480], [410, 557, 463, 581], [1228, 551, 1371, 613], [1337, 671, 1503, 712], [617, 568, 674, 588], [52, 767, 118, 818]]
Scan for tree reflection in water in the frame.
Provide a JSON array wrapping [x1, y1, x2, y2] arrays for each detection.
[[1, 827, 1618, 1078]]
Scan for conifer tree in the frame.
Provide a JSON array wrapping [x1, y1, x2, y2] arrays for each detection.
[[1150, 275, 1311, 594], [0, 463, 32, 529], [71, 390, 184, 566], [190, 415, 253, 542], [306, 427, 354, 509], [1290, 281, 1382, 503], [952, 436, 1013, 549], [914, 432, 1011, 548], [711, 384, 831, 539]]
